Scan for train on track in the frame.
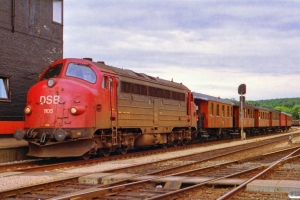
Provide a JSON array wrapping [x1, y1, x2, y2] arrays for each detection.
[[13, 58, 292, 159]]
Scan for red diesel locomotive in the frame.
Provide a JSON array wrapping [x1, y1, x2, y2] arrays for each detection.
[[14, 58, 198, 158]]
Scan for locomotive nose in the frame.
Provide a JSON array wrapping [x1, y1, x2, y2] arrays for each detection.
[[14, 129, 25, 140]]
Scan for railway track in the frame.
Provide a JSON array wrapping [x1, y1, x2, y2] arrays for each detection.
[[0, 132, 299, 199], [46, 146, 300, 200], [1, 130, 295, 173]]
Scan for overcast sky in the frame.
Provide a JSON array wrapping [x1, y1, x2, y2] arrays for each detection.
[[63, 1, 300, 101]]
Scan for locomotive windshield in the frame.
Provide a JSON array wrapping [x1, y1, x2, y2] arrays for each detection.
[[41, 64, 63, 80], [66, 63, 96, 83]]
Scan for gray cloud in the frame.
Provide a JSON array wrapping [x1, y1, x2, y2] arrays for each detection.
[[64, 0, 300, 100]]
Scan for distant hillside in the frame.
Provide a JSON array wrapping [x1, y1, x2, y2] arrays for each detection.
[[247, 98, 300, 119]]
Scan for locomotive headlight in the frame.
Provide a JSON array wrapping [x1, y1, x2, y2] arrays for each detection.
[[70, 106, 86, 115], [24, 106, 32, 115], [70, 107, 77, 114], [47, 79, 55, 87]]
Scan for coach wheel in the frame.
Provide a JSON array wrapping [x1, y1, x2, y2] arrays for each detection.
[[82, 152, 90, 160], [101, 148, 111, 157]]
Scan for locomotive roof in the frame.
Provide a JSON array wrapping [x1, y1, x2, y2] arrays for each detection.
[[93, 61, 189, 90], [193, 92, 234, 105]]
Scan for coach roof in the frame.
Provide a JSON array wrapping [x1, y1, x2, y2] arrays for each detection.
[[193, 92, 234, 105]]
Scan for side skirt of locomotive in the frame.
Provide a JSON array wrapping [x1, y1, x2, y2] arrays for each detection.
[[27, 139, 97, 157]]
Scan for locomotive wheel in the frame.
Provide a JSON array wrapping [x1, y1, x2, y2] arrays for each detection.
[[118, 148, 127, 155], [101, 148, 111, 157], [82, 152, 91, 160], [161, 143, 168, 149], [181, 139, 188, 146], [172, 140, 179, 147]]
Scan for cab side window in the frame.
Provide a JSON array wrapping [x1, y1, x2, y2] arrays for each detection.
[[102, 76, 108, 89]]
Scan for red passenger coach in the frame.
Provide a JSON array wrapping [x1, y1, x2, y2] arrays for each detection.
[[255, 107, 270, 132], [193, 92, 234, 139], [279, 112, 292, 131], [233, 103, 256, 135], [269, 109, 280, 132], [14, 58, 197, 158]]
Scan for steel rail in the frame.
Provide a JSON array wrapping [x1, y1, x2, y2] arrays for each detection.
[[45, 144, 300, 199], [217, 146, 300, 200], [1, 133, 298, 199]]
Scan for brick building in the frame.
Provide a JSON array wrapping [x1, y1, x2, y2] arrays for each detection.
[[0, 0, 63, 134]]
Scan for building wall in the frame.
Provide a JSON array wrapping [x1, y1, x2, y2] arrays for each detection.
[[0, 0, 63, 133]]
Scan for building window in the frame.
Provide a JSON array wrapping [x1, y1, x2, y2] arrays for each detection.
[[0, 76, 10, 101], [53, 0, 63, 24]]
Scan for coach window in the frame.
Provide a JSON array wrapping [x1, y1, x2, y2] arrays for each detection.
[[227, 106, 229, 117], [259, 112, 261, 119], [53, 0, 63, 24], [221, 105, 224, 117], [216, 104, 219, 117], [0, 76, 10, 101], [210, 103, 214, 116]]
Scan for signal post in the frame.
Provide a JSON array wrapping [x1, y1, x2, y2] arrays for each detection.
[[238, 84, 246, 140]]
